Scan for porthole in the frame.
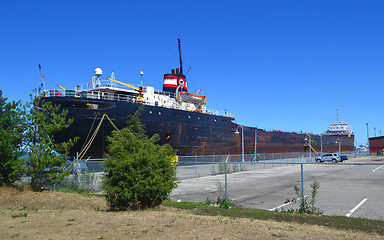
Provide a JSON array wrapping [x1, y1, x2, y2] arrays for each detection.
[[214, 118, 217, 122], [197, 116, 200, 120], [158, 111, 161, 115], [188, 115, 191, 119], [149, 110, 152, 114]]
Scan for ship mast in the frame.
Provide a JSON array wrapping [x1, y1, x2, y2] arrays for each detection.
[[178, 38, 183, 75], [337, 109, 339, 122]]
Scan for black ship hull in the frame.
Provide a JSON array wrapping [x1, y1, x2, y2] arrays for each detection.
[[47, 96, 355, 158]]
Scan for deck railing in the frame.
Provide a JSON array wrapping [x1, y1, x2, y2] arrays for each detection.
[[45, 88, 233, 118]]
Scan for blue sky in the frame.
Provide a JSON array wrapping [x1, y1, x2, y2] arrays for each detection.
[[1, 0, 383, 146]]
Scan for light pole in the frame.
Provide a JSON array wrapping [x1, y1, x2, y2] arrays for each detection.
[[235, 125, 244, 162], [336, 138, 341, 153], [304, 134, 312, 161], [366, 123, 369, 150], [254, 128, 257, 161], [374, 127, 376, 137]]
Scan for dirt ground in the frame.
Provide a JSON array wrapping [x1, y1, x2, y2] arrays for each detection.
[[0, 188, 381, 240]]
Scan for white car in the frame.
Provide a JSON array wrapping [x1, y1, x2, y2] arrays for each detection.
[[315, 153, 342, 163]]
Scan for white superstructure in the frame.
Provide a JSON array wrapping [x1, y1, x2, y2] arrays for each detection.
[[48, 69, 234, 118], [323, 110, 354, 137]]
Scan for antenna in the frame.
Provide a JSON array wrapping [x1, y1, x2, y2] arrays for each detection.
[[110, 70, 116, 87], [337, 109, 339, 122], [140, 71, 144, 86], [185, 66, 191, 75], [38, 64, 47, 93], [178, 39, 183, 75]]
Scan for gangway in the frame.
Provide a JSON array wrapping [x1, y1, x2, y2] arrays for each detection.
[[304, 143, 319, 156]]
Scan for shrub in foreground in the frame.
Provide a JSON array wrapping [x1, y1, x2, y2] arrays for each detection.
[[102, 111, 177, 210]]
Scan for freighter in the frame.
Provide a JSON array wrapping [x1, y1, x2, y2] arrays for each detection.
[[43, 40, 355, 159]]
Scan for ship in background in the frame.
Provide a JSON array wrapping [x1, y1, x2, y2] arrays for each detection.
[[42, 40, 355, 159], [322, 110, 354, 138]]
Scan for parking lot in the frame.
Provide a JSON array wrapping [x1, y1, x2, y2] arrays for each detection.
[[170, 156, 384, 220]]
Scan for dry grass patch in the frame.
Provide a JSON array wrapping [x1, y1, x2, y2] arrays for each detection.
[[0, 187, 107, 211], [0, 187, 381, 239]]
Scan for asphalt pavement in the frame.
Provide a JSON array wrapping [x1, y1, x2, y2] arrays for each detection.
[[170, 156, 384, 220]]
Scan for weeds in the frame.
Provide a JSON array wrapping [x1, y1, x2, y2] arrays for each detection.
[[215, 163, 226, 175], [203, 181, 231, 209], [30, 206, 39, 212], [10, 205, 38, 218], [282, 180, 322, 215], [204, 197, 213, 206], [12, 213, 28, 218], [210, 163, 240, 175]]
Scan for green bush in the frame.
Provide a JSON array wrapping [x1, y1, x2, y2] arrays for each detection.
[[102, 110, 177, 210], [0, 90, 25, 186], [21, 87, 77, 191]]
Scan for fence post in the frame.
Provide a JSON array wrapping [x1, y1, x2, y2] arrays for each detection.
[[194, 153, 197, 178], [264, 154, 266, 169], [84, 160, 87, 187], [301, 155, 304, 204], [75, 152, 79, 187], [225, 155, 229, 202]]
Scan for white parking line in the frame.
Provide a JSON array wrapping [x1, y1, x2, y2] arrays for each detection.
[[346, 198, 368, 217], [204, 186, 217, 192], [232, 194, 252, 201], [269, 195, 309, 211], [373, 165, 384, 172]]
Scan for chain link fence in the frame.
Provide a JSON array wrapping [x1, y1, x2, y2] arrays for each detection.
[[172, 153, 384, 220], [43, 151, 384, 220], [50, 151, 369, 190], [43, 159, 105, 192], [175, 151, 367, 179]]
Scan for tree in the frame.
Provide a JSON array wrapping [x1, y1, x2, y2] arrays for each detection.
[[21, 87, 77, 191], [0, 90, 25, 186], [103, 110, 177, 210]]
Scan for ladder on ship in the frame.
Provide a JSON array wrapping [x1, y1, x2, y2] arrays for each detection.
[[304, 143, 318, 156]]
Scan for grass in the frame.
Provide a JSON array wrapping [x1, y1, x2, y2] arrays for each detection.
[[163, 201, 384, 236], [57, 189, 104, 197], [2, 186, 382, 237], [11, 213, 28, 218]]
